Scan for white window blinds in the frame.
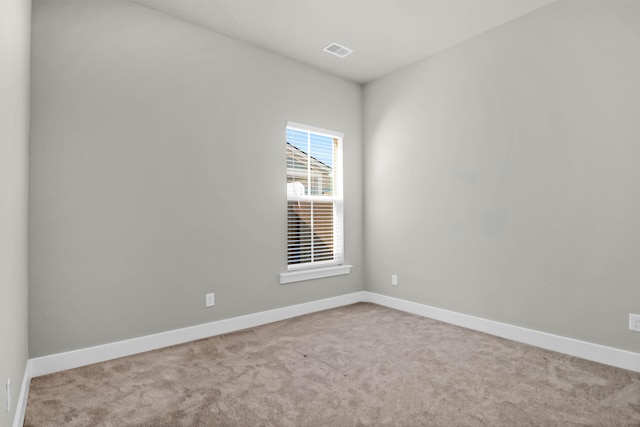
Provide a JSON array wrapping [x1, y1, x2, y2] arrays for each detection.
[[286, 122, 344, 270]]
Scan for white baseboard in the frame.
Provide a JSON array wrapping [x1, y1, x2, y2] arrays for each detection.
[[363, 292, 640, 373], [29, 291, 366, 378], [13, 360, 31, 427], [20, 287, 639, 427]]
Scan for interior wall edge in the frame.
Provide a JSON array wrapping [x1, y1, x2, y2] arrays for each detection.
[[29, 291, 366, 378], [26, 291, 639, 390], [365, 292, 640, 373], [12, 363, 31, 427]]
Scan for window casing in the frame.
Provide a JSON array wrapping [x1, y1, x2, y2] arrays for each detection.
[[285, 122, 344, 272]]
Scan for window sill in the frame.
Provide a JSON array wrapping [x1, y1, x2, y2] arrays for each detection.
[[280, 265, 352, 284]]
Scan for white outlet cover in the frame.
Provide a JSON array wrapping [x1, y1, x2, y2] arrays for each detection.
[[206, 293, 215, 307], [630, 313, 640, 332]]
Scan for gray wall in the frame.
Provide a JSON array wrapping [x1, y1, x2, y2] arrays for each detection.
[[29, 0, 640, 361], [364, 0, 640, 352], [0, 0, 30, 424], [29, 0, 363, 357]]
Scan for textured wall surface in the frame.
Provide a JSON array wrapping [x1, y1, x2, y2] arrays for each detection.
[[29, 0, 363, 357], [0, 0, 30, 425], [364, 0, 640, 352]]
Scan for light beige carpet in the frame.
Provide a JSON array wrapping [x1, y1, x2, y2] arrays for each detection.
[[25, 303, 640, 426]]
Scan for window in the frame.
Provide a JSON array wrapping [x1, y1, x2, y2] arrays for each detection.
[[281, 122, 351, 284]]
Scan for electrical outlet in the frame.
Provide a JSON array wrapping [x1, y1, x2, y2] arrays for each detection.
[[6, 377, 10, 412], [205, 293, 215, 307], [391, 275, 398, 286], [630, 314, 640, 332]]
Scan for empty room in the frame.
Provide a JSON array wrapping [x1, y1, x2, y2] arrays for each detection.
[[2, 0, 640, 425]]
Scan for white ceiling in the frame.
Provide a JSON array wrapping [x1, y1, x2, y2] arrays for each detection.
[[131, 0, 557, 84]]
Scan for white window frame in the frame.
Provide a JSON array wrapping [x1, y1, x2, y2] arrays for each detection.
[[280, 121, 351, 284]]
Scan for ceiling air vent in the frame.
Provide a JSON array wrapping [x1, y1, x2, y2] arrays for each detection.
[[323, 42, 353, 58]]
